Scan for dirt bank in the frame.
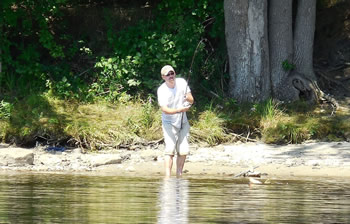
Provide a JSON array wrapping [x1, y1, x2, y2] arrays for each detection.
[[1, 141, 350, 179]]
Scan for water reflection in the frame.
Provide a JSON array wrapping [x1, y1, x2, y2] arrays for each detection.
[[0, 173, 91, 223], [0, 173, 350, 223], [157, 178, 189, 224], [0, 174, 160, 223]]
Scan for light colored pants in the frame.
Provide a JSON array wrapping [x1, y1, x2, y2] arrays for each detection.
[[162, 122, 190, 156]]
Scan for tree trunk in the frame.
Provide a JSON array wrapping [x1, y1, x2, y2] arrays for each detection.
[[293, 0, 317, 80], [224, 0, 270, 103], [269, 0, 293, 100], [286, 0, 319, 103], [270, 0, 319, 103], [224, 0, 322, 104]]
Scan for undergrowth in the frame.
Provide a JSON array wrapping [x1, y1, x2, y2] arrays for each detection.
[[0, 95, 349, 150]]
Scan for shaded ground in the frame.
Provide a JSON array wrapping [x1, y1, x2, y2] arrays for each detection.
[[314, 1, 350, 108]]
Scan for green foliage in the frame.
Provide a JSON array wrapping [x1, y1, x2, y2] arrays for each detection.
[[0, 0, 93, 99], [141, 96, 156, 130], [264, 122, 310, 144], [1, 0, 349, 148], [0, 100, 13, 119], [92, 56, 141, 101], [1, 0, 67, 89], [93, 0, 225, 99], [1, 0, 225, 102], [258, 102, 350, 144], [253, 99, 279, 119], [282, 60, 296, 71]]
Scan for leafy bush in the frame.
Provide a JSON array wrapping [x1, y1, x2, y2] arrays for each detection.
[[0, 0, 69, 95], [92, 0, 225, 100], [0, 100, 13, 119]]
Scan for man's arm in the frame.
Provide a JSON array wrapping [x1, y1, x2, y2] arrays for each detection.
[[159, 89, 194, 114], [160, 105, 190, 114], [185, 92, 194, 105]]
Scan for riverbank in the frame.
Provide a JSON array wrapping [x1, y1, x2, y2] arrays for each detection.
[[1, 141, 350, 178]]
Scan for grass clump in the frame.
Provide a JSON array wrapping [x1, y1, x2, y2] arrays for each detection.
[[191, 109, 229, 146], [258, 100, 350, 144], [257, 99, 314, 144], [3, 95, 67, 145], [1, 94, 162, 150], [65, 99, 163, 150], [261, 117, 313, 144], [199, 99, 350, 145]]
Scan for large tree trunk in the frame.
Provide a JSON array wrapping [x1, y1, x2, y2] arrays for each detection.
[[286, 0, 319, 103], [269, 0, 293, 100], [224, 0, 270, 103], [293, 0, 317, 80], [270, 0, 319, 103], [224, 0, 323, 105]]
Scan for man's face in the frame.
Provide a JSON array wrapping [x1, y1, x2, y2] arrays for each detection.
[[162, 71, 176, 82]]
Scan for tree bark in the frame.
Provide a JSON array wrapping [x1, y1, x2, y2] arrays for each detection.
[[293, 0, 317, 80], [224, 0, 320, 104], [224, 0, 270, 103], [269, 0, 293, 100]]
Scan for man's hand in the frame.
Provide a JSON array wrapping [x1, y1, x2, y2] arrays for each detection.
[[183, 101, 192, 108], [177, 106, 190, 113]]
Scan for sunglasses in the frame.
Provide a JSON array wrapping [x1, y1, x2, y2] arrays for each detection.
[[165, 71, 175, 77]]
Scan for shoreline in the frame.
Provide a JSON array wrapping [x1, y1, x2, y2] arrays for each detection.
[[95, 141, 350, 179], [1, 141, 350, 179]]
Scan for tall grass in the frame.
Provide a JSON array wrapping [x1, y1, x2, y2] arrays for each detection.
[[0, 95, 349, 149], [1, 94, 163, 149], [191, 109, 228, 146], [258, 100, 350, 144]]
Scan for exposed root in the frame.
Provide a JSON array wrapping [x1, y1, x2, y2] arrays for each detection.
[[288, 72, 339, 113]]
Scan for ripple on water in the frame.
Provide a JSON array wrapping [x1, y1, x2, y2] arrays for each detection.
[[0, 174, 349, 223]]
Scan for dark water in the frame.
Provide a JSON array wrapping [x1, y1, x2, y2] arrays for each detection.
[[0, 173, 349, 224]]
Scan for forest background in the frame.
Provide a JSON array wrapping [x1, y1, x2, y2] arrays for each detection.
[[0, 0, 349, 151]]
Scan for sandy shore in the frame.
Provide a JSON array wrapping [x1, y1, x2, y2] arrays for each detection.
[[1, 141, 350, 179], [94, 141, 350, 179]]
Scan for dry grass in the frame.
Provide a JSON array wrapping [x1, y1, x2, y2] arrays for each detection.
[[1, 94, 349, 149], [0, 94, 162, 150], [65, 101, 163, 149], [191, 110, 229, 146]]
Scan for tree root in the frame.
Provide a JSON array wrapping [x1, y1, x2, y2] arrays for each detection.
[[315, 69, 350, 93], [286, 72, 339, 112]]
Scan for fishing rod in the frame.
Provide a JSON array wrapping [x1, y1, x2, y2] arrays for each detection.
[[180, 38, 214, 129], [187, 38, 207, 85]]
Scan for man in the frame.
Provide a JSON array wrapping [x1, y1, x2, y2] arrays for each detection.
[[157, 65, 194, 177]]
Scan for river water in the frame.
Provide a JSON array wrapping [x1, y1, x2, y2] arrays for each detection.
[[0, 173, 349, 223]]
